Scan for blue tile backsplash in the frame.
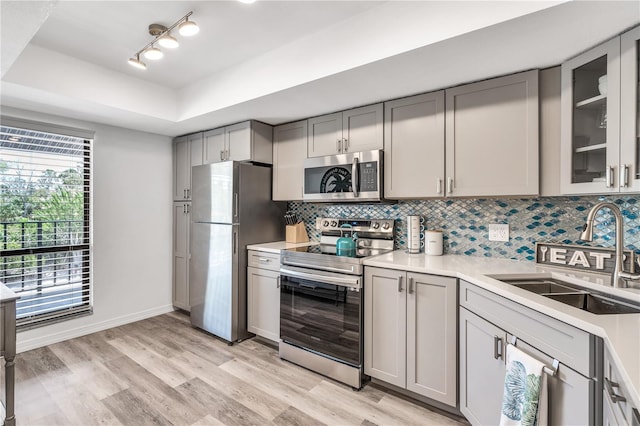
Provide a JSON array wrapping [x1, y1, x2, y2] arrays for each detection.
[[288, 195, 640, 262]]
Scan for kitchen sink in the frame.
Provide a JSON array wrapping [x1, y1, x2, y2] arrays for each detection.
[[492, 276, 640, 315], [508, 279, 583, 295]]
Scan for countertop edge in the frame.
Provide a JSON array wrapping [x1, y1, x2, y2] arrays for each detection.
[[247, 241, 319, 254]]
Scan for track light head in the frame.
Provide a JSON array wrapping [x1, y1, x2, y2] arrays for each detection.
[[158, 33, 179, 48], [144, 46, 163, 60], [128, 55, 147, 70], [179, 18, 199, 36]]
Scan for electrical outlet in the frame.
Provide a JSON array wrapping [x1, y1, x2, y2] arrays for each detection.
[[489, 224, 509, 242]]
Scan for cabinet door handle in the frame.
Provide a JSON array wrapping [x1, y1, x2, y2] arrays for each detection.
[[408, 277, 414, 294], [397, 276, 403, 292], [343, 138, 349, 152], [258, 258, 270, 263], [186, 189, 190, 199], [220, 150, 224, 161], [183, 189, 187, 199], [494, 336, 503, 360], [447, 177, 454, 194], [352, 157, 359, 198], [604, 378, 627, 403], [606, 165, 615, 188], [186, 204, 190, 214], [183, 204, 186, 214], [337, 139, 342, 153], [620, 164, 630, 188], [276, 275, 281, 289], [436, 178, 442, 195]]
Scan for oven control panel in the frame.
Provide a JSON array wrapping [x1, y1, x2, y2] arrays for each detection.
[[316, 217, 395, 235]]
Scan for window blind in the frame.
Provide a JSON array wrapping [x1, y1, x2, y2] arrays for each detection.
[[0, 124, 92, 329]]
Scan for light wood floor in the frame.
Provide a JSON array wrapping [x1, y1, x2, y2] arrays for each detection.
[[14, 311, 468, 426]]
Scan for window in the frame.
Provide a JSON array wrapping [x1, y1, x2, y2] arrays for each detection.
[[0, 121, 92, 329]]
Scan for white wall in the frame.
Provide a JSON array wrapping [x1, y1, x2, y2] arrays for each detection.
[[1, 107, 174, 353]]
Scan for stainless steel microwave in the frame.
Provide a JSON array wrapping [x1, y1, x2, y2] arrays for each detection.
[[303, 150, 383, 202]]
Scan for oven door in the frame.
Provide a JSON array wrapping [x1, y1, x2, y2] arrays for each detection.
[[279, 266, 362, 367], [302, 150, 382, 202]]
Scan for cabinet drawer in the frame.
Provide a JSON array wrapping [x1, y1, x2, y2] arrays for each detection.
[[247, 250, 280, 272], [460, 280, 594, 376]]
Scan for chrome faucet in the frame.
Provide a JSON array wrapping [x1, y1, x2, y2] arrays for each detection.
[[579, 202, 640, 288]]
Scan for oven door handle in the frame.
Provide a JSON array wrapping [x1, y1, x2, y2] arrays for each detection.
[[281, 260, 357, 275], [280, 268, 361, 289]]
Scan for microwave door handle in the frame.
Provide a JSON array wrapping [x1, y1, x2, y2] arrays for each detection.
[[352, 157, 359, 198]]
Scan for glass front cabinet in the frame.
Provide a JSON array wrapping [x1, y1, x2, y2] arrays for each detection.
[[561, 26, 640, 194]]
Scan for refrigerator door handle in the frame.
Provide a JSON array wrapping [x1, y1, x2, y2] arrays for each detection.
[[233, 230, 237, 255], [233, 193, 239, 219]]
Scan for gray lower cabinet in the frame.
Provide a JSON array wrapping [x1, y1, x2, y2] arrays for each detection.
[[459, 280, 599, 426], [272, 120, 308, 201], [364, 266, 457, 407], [459, 308, 506, 425], [603, 346, 640, 425], [247, 250, 281, 342], [172, 201, 190, 311]]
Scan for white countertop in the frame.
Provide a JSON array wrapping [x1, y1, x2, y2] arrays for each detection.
[[364, 251, 640, 407], [247, 240, 319, 254]]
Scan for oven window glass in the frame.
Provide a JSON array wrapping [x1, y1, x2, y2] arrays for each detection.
[[280, 275, 361, 366]]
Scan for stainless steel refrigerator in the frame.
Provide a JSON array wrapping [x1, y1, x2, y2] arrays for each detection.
[[189, 161, 285, 342]]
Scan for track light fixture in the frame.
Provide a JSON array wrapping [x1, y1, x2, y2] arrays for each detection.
[[128, 11, 198, 70], [127, 54, 146, 70]]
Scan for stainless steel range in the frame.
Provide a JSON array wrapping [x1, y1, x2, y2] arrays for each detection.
[[279, 218, 395, 389]]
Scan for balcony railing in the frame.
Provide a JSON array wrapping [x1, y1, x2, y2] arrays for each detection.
[[1, 220, 90, 321]]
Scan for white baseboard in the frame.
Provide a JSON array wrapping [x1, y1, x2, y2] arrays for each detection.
[[16, 304, 176, 353]]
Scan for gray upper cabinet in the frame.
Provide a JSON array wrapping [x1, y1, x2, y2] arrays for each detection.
[[203, 121, 273, 164], [561, 26, 640, 194], [273, 120, 308, 201], [307, 112, 342, 157], [620, 26, 640, 193], [561, 37, 621, 194], [203, 127, 225, 163], [173, 135, 189, 201], [173, 132, 203, 201], [307, 103, 383, 157], [445, 70, 539, 197], [384, 92, 445, 198]]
